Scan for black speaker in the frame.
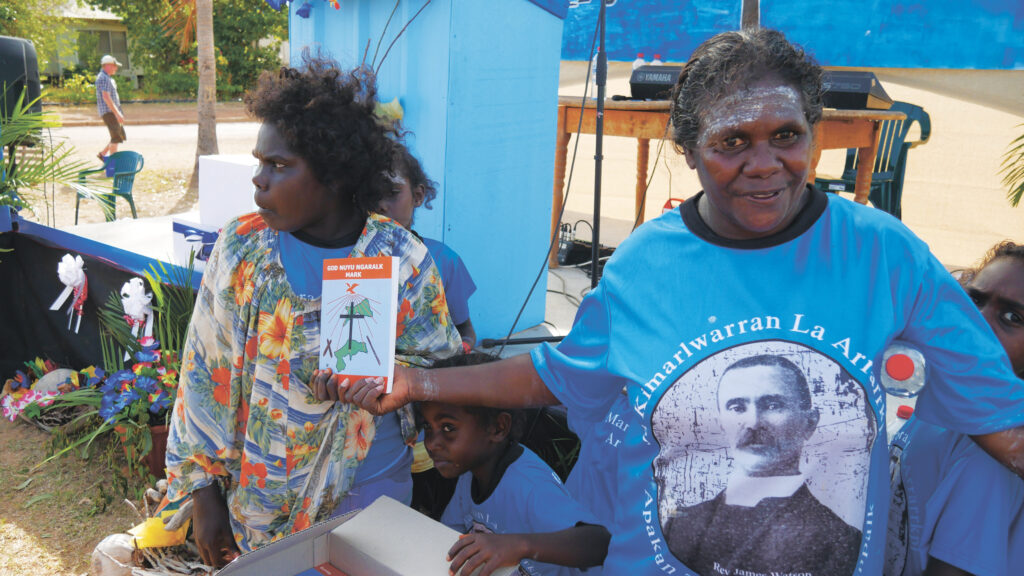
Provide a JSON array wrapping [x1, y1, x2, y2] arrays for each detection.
[[630, 64, 683, 101], [822, 70, 893, 110], [0, 35, 43, 119]]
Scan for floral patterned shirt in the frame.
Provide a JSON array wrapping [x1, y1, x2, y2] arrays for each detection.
[[166, 213, 461, 551]]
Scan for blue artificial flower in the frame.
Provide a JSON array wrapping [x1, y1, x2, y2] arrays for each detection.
[[134, 375, 159, 395], [295, 1, 312, 18], [8, 370, 30, 391], [264, 0, 287, 10], [86, 367, 107, 388], [134, 338, 161, 363], [148, 390, 172, 414], [106, 370, 136, 392]]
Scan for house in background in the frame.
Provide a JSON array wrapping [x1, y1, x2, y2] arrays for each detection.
[[46, 3, 141, 87]]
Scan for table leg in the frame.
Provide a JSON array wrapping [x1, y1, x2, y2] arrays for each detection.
[[635, 138, 650, 227], [853, 122, 882, 204], [549, 107, 570, 268]]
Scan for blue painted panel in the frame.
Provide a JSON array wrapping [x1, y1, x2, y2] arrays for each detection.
[[443, 0, 562, 340], [763, 0, 1024, 69], [561, 0, 740, 61], [290, 0, 562, 339]]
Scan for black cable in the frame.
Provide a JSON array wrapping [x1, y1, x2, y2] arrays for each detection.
[[495, 15, 602, 358]]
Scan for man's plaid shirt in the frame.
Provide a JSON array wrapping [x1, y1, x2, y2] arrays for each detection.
[[95, 71, 121, 117]]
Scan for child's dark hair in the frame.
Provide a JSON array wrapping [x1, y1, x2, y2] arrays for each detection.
[[392, 145, 438, 209], [244, 51, 403, 219], [959, 240, 1024, 285], [428, 352, 524, 441]]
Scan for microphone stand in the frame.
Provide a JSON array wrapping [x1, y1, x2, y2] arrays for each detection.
[[591, 0, 607, 289]]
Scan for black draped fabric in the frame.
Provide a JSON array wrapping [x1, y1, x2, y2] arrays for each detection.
[[0, 231, 140, 377]]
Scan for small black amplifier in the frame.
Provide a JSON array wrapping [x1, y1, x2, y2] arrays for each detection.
[[630, 65, 682, 100], [821, 70, 893, 110]]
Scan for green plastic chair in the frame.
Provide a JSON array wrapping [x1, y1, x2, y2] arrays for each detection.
[[74, 150, 144, 224], [815, 101, 931, 220]]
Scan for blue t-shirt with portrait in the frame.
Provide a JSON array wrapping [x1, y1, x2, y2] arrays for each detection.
[[420, 236, 476, 326], [441, 446, 600, 576], [565, 392, 631, 531], [886, 417, 1024, 576], [530, 188, 1024, 576]]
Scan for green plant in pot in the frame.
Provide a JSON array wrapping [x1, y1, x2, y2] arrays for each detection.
[[40, 260, 196, 483]]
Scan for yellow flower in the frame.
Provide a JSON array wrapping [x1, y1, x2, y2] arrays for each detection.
[[258, 298, 293, 359], [231, 260, 255, 306]]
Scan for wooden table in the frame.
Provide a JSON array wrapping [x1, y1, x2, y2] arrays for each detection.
[[550, 96, 905, 266]]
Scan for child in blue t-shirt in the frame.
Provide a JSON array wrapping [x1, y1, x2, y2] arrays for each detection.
[[421, 353, 610, 576], [379, 147, 477, 351], [885, 241, 1024, 576]]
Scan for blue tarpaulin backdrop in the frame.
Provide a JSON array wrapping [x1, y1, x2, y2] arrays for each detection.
[[560, 0, 1024, 69]]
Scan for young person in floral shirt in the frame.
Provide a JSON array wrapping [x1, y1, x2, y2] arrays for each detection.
[[165, 55, 460, 567]]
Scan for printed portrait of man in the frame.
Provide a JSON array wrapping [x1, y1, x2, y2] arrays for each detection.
[[660, 353, 862, 576]]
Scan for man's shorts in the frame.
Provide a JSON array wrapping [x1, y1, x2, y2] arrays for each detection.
[[102, 112, 126, 143]]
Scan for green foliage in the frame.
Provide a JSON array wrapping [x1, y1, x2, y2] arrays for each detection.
[[87, 0, 287, 98], [1000, 125, 1024, 207], [45, 74, 96, 105], [0, 87, 95, 212], [0, 0, 77, 72]]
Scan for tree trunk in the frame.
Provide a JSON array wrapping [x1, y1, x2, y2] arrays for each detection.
[[189, 0, 219, 193]]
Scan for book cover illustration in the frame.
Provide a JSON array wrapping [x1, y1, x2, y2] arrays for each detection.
[[320, 256, 399, 393]]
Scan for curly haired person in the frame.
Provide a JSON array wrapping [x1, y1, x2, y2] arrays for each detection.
[[163, 54, 461, 567]]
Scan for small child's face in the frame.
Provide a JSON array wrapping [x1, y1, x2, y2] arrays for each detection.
[[966, 257, 1024, 377], [420, 402, 496, 479], [378, 173, 422, 229]]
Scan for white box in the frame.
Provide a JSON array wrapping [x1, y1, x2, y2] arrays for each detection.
[[172, 218, 220, 273], [198, 154, 258, 229], [217, 496, 516, 576]]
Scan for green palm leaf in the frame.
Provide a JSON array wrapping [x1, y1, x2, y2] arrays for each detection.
[[1000, 126, 1024, 207]]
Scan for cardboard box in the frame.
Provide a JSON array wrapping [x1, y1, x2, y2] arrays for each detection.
[[217, 496, 516, 576], [198, 154, 258, 229], [171, 218, 219, 273]]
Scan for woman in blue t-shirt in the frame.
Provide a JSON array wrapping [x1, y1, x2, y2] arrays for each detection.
[[314, 29, 1024, 576]]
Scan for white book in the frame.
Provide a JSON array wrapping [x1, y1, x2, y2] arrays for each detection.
[[320, 256, 399, 393]]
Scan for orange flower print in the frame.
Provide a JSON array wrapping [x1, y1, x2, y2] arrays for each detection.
[[211, 367, 231, 406], [235, 213, 267, 236], [258, 298, 294, 359], [396, 299, 413, 338], [191, 454, 228, 477], [270, 408, 284, 420], [304, 421, 315, 433], [231, 260, 255, 306], [343, 410, 376, 462], [237, 396, 249, 424], [245, 335, 259, 359], [429, 289, 449, 326], [294, 508, 309, 532], [292, 497, 312, 532], [239, 453, 268, 489], [277, 358, 291, 391]]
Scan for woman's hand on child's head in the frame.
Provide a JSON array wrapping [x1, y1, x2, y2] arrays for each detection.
[[310, 369, 352, 402], [447, 533, 525, 576]]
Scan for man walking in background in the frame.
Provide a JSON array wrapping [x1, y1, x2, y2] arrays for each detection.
[[96, 54, 125, 160]]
